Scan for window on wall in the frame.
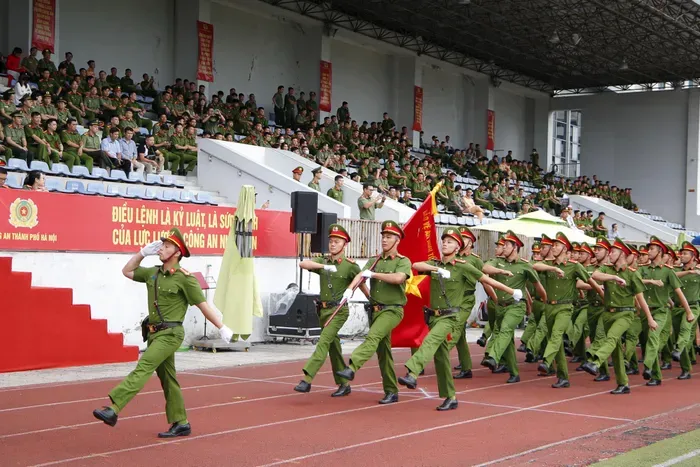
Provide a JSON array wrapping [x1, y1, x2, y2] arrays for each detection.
[[551, 110, 581, 179]]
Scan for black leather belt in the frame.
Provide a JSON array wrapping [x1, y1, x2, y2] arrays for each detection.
[[366, 304, 402, 311], [546, 300, 574, 305], [147, 321, 182, 334], [317, 300, 341, 308], [423, 306, 459, 317], [608, 307, 635, 313], [590, 301, 604, 307]]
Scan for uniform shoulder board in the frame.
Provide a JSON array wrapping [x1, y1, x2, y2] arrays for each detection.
[[662, 264, 673, 269], [346, 257, 356, 263], [629, 267, 637, 272], [471, 252, 480, 258], [519, 258, 529, 263], [179, 268, 191, 276], [455, 259, 467, 264], [397, 254, 406, 259]]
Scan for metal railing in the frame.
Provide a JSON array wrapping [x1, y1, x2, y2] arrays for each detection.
[[299, 219, 537, 261], [552, 161, 581, 179]]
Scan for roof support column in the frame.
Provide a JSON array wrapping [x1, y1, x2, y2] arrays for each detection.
[[473, 78, 495, 158], [412, 58, 423, 149], [318, 33, 332, 121], [684, 91, 700, 231]]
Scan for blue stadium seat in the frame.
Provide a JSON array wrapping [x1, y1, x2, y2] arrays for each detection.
[[159, 189, 179, 202], [87, 182, 113, 196], [196, 192, 217, 205], [108, 184, 135, 198], [30, 160, 59, 175], [128, 171, 145, 183], [7, 158, 30, 171], [144, 173, 160, 185], [110, 170, 135, 184], [59, 180, 86, 194], [70, 165, 100, 179], [45, 178, 61, 192], [162, 175, 185, 188], [6, 173, 23, 188], [51, 163, 72, 177], [127, 185, 146, 198], [144, 187, 159, 200], [92, 167, 114, 180]]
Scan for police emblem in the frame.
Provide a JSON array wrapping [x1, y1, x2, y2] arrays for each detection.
[[9, 198, 39, 229]]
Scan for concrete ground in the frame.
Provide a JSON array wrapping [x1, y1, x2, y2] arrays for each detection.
[[1, 329, 512, 389]]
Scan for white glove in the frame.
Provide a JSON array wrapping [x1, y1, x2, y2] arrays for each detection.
[[512, 289, 523, 302], [342, 289, 354, 301], [139, 240, 162, 257], [436, 268, 451, 279], [361, 270, 374, 279], [323, 265, 338, 273], [219, 325, 233, 343]]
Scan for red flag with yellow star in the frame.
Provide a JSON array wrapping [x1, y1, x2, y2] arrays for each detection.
[[391, 182, 442, 348]]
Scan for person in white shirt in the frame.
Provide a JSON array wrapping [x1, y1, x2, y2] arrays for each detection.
[[101, 127, 130, 174], [119, 127, 144, 174], [13, 74, 32, 106]]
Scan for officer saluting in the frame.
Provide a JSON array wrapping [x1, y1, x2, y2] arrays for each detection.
[[93, 228, 234, 437], [294, 224, 367, 396]]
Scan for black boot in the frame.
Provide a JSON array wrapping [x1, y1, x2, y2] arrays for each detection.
[[506, 374, 520, 384], [454, 370, 472, 379], [158, 422, 191, 438], [294, 380, 311, 393], [552, 378, 570, 389], [594, 374, 610, 382], [335, 367, 355, 381], [92, 406, 118, 427], [517, 343, 527, 353], [436, 398, 458, 411], [476, 335, 487, 347], [378, 393, 398, 404], [331, 385, 351, 397], [678, 371, 692, 380], [610, 385, 630, 395], [398, 373, 418, 389]]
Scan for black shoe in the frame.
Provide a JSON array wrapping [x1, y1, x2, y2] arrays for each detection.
[[581, 361, 599, 376], [378, 393, 398, 404], [678, 371, 692, 380], [158, 422, 191, 438], [642, 368, 652, 381], [294, 380, 311, 393], [672, 351, 681, 362], [398, 373, 417, 389], [524, 350, 535, 363], [575, 364, 586, 372], [506, 374, 520, 384], [608, 360, 614, 367], [336, 367, 355, 381], [481, 356, 497, 371], [594, 374, 610, 382], [454, 370, 473, 379], [661, 362, 672, 370], [626, 368, 639, 375], [331, 384, 351, 397], [537, 362, 550, 375], [517, 343, 527, 353], [493, 364, 507, 374], [552, 378, 570, 389], [454, 364, 462, 370], [476, 335, 487, 347], [92, 407, 118, 427], [570, 356, 583, 363], [419, 369, 425, 376], [564, 346, 573, 357], [610, 385, 630, 395], [646, 379, 662, 386], [436, 398, 458, 411]]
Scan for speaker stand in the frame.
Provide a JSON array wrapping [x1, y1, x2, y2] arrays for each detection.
[[298, 233, 305, 293]]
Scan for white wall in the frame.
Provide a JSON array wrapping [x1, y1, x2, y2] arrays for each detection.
[[6, 251, 371, 350], [552, 90, 689, 224], [493, 87, 529, 160], [421, 64, 466, 148], [57, 0, 175, 88], [210, 2, 321, 101], [331, 39, 393, 123]]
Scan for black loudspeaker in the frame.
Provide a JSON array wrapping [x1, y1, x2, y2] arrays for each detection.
[[290, 191, 318, 233], [268, 292, 321, 339], [310, 212, 338, 254]]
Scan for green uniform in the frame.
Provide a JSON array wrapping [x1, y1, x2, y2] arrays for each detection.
[[405, 258, 483, 398], [623, 266, 644, 373], [586, 264, 610, 377], [525, 260, 549, 358], [327, 187, 343, 203], [302, 255, 360, 384], [348, 254, 412, 395], [486, 258, 540, 377], [540, 260, 591, 380], [585, 265, 645, 387], [671, 266, 700, 373], [638, 263, 681, 381], [108, 262, 205, 425], [449, 252, 483, 374]]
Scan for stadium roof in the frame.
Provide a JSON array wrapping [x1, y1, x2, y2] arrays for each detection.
[[262, 0, 700, 95]]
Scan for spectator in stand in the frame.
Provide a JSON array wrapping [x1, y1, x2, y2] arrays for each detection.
[[137, 135, 164, 174], [23, 170, 48, 191], [120, 127, 143, 173], [4, 111, 33, 163], [358, 183, 385, 220], [102, 127, 130, 174], [327, 175, 344, 203], [0, 167, 8, 187], [6, 48, 28, 79], [308, 167, 322, 191], [592, 212, 607, 235], [609, 223, 619, 239], [13, 74, 32, 106]]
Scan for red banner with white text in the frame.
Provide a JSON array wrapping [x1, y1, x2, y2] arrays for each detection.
[[319, 61, 332, 113], [31, 0, 56, 53], [413, 86, 423, 132], [0, 190, 296, 257], [486, 109, 495, 151], [196, 21, 214, 82]]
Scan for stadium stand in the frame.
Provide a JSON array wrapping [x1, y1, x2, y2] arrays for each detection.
[[1, 48, 697, 239]]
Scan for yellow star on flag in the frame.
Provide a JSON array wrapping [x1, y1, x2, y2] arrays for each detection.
[[405, 273, 428, 298]]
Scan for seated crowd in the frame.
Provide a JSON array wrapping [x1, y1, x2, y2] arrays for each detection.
[[0, 46, 637, 221]]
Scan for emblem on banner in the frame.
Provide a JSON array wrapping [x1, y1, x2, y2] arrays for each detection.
[[9, 198, 39, 229]]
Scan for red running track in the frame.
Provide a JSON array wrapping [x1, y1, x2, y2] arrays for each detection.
[[1, 346, 699, 467]]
